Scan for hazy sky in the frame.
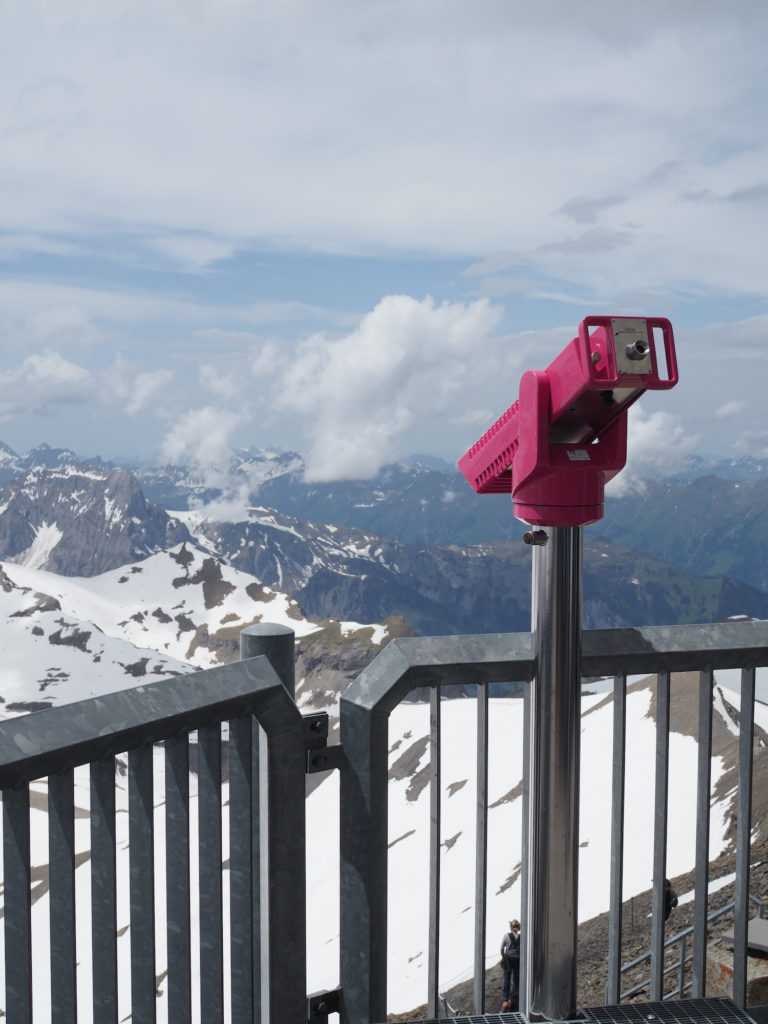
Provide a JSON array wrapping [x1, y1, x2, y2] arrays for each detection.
[[1, 0, 767, 483]]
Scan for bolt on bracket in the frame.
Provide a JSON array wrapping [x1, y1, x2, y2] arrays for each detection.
[[303, 711, 344, 774], [307, 986, 342, 1022]]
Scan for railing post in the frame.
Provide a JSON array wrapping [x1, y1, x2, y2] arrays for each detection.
[[524, 526, 582, 1021], [241, 622, 296, 697], [239, 622, 299, 1023]]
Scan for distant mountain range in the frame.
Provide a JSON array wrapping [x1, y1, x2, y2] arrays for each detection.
[[1, 444, 767, 636]]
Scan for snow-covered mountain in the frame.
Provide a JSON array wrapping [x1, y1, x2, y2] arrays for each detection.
[[0, 461, 189, 575]]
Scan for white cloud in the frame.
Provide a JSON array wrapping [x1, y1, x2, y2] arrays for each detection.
[[1, 2, 767, 300], [160, 406, 250, 490], [147, 234, 236, 272], [606, 407, 698, 498], [125, 370, 174, 415], [0, 351, 94, 419], [199, 364, 238, 399], [713, 399, 747, 420], [275, 294, 504, 480]]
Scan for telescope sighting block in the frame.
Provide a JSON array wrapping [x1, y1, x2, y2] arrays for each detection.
[[458, 316, 678, 526]]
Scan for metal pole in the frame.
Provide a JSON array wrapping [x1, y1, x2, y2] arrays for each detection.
[[240, 622, 296, 697], [239, 622, 296, 1020], [524, 526, 582, 1021]]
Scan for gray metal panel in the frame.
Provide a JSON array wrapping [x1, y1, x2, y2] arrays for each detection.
[[582, 621, 768, 676], [427, 686, 441, 1018], [49, 767, 76, 1023], [340, 699, 390, 1024], [0, 656, 296, 789], [580, 997, 758, 1022], [386, 1015, 525, 1023], [198, 725, 223, 1023], [229, 715, 257, 1023], [4, 783, 32, 1024], [650, 672, 671, 1001], [692, 670, 713, 997], [606, 675, 626, 1004], [473, 682, 489, 1015], [733, 666, 755, 1008], [129, 744, 156, 1024], [91, 757, 118, 1022], [165, 735, 191, 1022]]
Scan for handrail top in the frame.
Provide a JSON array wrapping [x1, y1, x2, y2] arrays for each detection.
[[0, 655, 302, 789], [342, 619, 768, 715]]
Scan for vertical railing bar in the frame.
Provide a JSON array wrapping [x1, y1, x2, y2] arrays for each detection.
[[427, 685, 442, 1018], [649, 670, 670, 1001], [519, 676, 531, 1017], [473, 682, 489, 1014], [678, 933, 687, 1000], [198, 724, 223, 1023], [129, 744, 156, 1024], [166, 734, 191, 1022], [692, 668, 713, 996], [733, 666, 755, 1009], [4, 783, 32, 1024], [229, 715, 256, 1023], [91, 757, 118, 1022], [264, 712, 307, 1024], [605, 673, 626, 1003], [49, 768, 77, 1023]]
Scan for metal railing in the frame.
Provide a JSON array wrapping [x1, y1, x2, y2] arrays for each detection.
[[339, 619, 768, 1023], [620, 894, 765, 1002], [0, 641, 307, 1024], [1, 618, 766, 1023]]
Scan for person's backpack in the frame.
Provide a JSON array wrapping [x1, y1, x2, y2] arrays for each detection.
[[501, 931, 520, 968]]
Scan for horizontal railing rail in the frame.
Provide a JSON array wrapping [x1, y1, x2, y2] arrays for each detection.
[[0, 653, 307, 1024], [619, 894, 765, 1001], [339, 620, 768, 1024]]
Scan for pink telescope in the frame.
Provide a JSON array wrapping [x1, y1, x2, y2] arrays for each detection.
[[458, 316, 678, 527]]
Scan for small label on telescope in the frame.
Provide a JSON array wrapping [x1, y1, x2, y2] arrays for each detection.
[[567, 449, 591, 461]]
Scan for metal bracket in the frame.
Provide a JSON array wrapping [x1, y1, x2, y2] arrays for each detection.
[[307, 986, 342, 1022], [303, 712, 344, 774]]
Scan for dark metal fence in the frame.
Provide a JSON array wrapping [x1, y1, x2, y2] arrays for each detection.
[[1, 619, 766, 1023], [339, 620, 768, 1023], [0, 651, 306, 1024]]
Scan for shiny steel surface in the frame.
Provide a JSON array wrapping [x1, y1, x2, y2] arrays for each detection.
[[524, 526, 582, 1021]]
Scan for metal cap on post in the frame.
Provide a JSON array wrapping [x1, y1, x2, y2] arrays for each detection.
[[459, 316, 678, 1021], [240, 622, 296, 697]]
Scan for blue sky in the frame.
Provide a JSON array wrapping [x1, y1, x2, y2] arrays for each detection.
[[1, 0, 767, 485]]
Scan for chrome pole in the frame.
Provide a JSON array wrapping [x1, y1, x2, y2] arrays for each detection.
[[523, 526, 582, 1020]]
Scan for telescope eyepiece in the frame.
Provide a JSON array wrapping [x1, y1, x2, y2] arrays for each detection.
[[626, 339, 649, 361]]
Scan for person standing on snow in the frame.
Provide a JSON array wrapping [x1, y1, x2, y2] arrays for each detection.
[[500, 919, 521, 1011]]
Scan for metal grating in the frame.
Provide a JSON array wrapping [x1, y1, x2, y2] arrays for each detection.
[[580, 998, 757, 1023], [377, 1015, 525, 1024]]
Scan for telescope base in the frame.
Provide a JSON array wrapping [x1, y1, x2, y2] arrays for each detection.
[[514, 502, 603, 528]]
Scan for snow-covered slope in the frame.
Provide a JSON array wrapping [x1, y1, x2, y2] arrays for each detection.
[[1, 542, 320, 678], [0, 565, 189, 715]]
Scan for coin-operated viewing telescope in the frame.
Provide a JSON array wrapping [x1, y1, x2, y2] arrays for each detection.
[[458, 315, 679, 1020], [458, 316, 678, 526]]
